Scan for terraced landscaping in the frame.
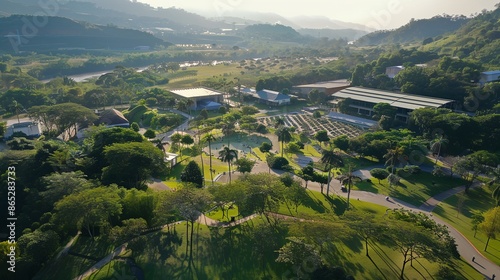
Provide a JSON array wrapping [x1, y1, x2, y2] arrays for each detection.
[[258, 113, 365, 138]]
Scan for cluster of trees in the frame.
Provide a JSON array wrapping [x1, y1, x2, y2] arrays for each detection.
[[0, 128, 169, 278], [410, 108, 500, 153]]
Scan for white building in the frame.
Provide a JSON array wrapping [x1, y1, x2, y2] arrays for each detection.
[[4, 121, 41, 139], [480, 70, 500, 86]]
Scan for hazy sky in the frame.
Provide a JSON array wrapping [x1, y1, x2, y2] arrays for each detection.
[[138, 0, 498, 29]]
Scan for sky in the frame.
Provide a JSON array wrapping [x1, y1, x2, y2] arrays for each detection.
[[137, 0, 498, 29]]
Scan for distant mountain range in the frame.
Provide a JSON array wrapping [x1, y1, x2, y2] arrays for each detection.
[[0, 0, 371, 43], [0, 15, 168, 52], [1, 0, 492, 50]]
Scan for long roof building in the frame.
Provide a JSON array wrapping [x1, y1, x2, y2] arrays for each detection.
[[331, 87, 456, 122]]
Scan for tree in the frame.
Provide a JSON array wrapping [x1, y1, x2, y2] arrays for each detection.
[[493, 185, 500, 206], [276, 237, 321, 279], [218, 146, 238, 183], [17, 230, 60, 267], [180, 160, 203, 188], [384, 146, 405, 188], [332, 135, 349, 151], [102, 141, 166, 189], [259, 142, 272, 153], [202, 133, 217, 186], [314, 130, 330, 147], [41, 171, 92, 207], [471, 211, 485, 238], [241, 105, 259, 115], [454, 154, 489, 191], [312, 110, 322, 118], [170, 133, 182, 152], [29, 103, 98, 139], [235, 157, 256, 173], [180, 134, 194, 157], [274, 116, 285, 128], [53, 186, 122, 237], [256, 79, 265, 91], [344, 212, 381, 257], [320, 149, 343, 197], [130, 122, 140, 132], [337, 166, 361, 209], [200, 109, 209, 119], [479, 206, 500, 252], [143, 129, 156, 139], [386, 221, 448, 279], [370, 168, 390, 183], [430, 135, 448, 163], [276, 126, 292, 157], [171, 187, 212, 261], [373, 102, 396, 120]]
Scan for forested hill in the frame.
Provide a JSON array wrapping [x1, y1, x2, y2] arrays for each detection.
[[0, 15, 169, 53], [239, 24, 306, 43], [356, 15, 469, 46], [422, 6, 500, 66]]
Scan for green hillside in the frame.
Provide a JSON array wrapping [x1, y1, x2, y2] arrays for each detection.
[[357, 15, 469, 46], [0, 15, 169, 53], [421, 5, 500, 66]]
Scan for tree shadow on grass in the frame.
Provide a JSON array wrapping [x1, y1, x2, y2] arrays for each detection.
[[355, 181, 379, 193], [323, 195, 347, 216], [302, 191, 329, 213]]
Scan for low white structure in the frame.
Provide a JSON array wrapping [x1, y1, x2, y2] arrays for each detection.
[[480, 70, 500, 86], [171, 87, 224, 110], [4, 121, 41, 139], [164, 152, 179, 169]]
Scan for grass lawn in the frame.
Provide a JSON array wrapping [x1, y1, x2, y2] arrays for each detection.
[[86, 260, 131, 280], [36, 236, 117, 280], [432, 184, 500, 265], [354, 172, 466, 206], [205, 205, 240, 222], [82, 194, 481, 280]]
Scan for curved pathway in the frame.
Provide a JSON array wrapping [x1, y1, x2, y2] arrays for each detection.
[[215, 163, 500, 279]]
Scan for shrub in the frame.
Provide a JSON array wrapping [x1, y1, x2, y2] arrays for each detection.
[[267, 155, 289, 170], [260, 142, 272, 153]]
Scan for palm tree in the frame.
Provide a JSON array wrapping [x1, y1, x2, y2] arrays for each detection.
[[170, 133, 182, 154], [203, 133, 217, 186], [274, 117, 285, 128], [152, 136, 166, 152], [384, 146, 404, 188], [493, 185, 500, 206], [430, 135, 448, 164], [337, 165, 362, 209], [321, 149, 343, 196], [219, 146, 238, 183], [276, 126, 292, 157]]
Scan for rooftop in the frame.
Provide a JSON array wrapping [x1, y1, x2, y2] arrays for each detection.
[[9, 121, 38, 129], [256, 89, 290, 101], [171, 87, 224, 98], [97, 109, 129, 126], [294, 79, 351, 89], [332, 87, 454, 110], [482, 70, 500, 75]]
